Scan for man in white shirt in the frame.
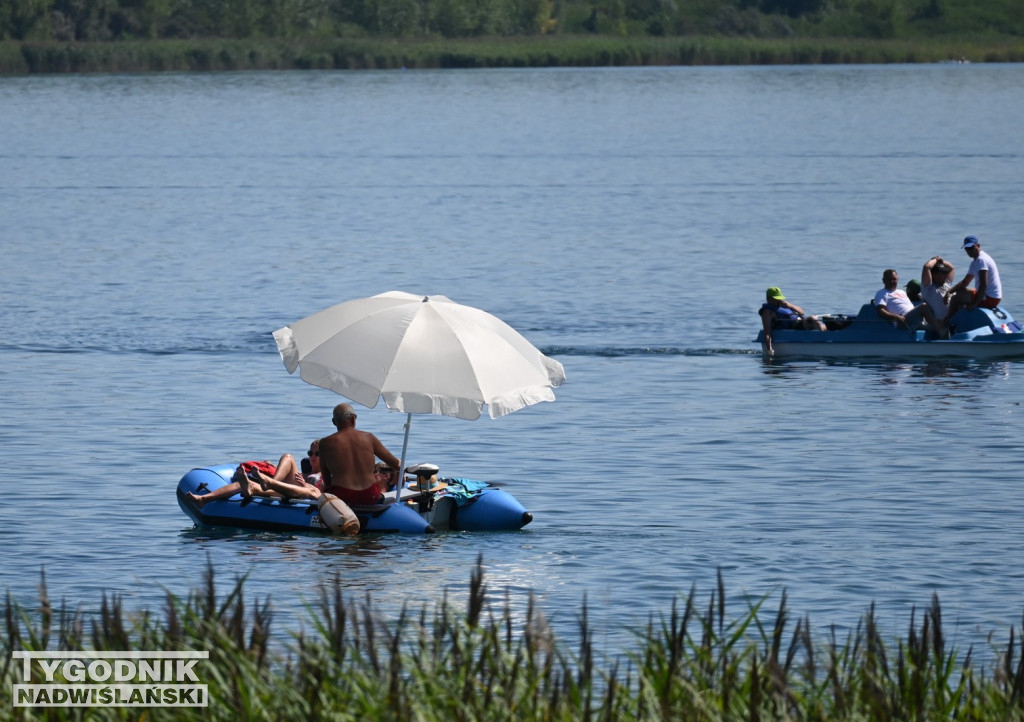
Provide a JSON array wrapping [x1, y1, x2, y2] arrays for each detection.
[[946, 236, 1003, 322], [875, 268, 932, 330]]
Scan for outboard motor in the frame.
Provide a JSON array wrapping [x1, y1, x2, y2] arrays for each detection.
[[405, 463, 441, 513]]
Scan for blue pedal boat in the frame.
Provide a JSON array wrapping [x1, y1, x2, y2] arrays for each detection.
[[757, 304, 1024, 359]]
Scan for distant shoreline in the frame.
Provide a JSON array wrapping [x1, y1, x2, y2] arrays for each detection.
[[3, 35, 1022, 75]]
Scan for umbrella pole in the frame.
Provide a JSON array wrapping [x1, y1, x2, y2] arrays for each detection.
[[396, 412, 413, 497]]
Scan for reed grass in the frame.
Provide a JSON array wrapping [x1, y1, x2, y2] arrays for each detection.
[[3, 561, 1024, 720], [2, 35, 1022, 75]]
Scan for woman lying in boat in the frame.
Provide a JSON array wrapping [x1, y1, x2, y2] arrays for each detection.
[[248, 439, 324, 501], [185, 441, 322, 508], [759, 286, 826, 356]]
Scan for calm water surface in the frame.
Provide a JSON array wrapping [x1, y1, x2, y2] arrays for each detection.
[[2, 64, 1023, 661]]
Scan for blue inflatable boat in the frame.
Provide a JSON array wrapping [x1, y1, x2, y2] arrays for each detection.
[[176, 464, 532, 535]]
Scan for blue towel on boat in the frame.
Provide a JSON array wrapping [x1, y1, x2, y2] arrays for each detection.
[[440, 478, 489, 505]]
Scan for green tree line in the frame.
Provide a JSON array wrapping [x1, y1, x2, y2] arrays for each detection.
[[1, 0, 1021, 42]]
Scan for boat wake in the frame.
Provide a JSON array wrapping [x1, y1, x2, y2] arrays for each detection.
[[541, 345, 758, 357], [0, 339, 759, 359]]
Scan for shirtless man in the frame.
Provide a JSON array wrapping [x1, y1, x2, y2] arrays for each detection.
[[318, 403, 401, 506]]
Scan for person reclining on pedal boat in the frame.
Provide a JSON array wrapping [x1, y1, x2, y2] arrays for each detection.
[[759, 286, 826, 356]]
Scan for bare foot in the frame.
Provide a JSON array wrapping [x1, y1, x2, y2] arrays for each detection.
[[250, 469, 271, 491], [239, 479, 254, 499], [186, 491, 208, 508]]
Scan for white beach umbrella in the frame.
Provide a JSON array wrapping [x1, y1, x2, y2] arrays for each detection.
[[273, 291, 565, 476]]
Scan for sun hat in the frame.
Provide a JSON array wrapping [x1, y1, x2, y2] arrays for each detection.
[[962, 235, 980, 248], [766, 287, 785, 300]]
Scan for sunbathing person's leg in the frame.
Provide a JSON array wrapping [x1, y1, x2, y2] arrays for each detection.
[[187, 481, 244, 508], [257, 475, 321, 501], [270, 454, 300, 482], [249, 455, 316, 500]]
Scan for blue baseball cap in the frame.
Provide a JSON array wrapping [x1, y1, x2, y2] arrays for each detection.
[[962, 235, 979, 248]]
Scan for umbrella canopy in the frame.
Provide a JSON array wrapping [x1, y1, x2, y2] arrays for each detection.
[[273, 290, 565, 421]]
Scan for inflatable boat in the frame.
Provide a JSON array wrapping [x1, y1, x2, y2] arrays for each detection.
[[176, 464, 533, 535], [757, 304, 1024, 359]]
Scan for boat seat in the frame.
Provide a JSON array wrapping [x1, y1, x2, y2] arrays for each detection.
[[948, 306, 1012, 334], [856, 302, 882, 321]]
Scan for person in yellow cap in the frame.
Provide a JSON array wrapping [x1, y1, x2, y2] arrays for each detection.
[[759, 286, 826, 356]]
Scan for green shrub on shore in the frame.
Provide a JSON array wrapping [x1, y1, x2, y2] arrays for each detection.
[[2, 34, 1022, 74], [3, 561, 1024, 720], [2, 0, 1022, 72], [3, 0, 1024, 44]]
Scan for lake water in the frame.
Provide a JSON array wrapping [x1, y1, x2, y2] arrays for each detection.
[[2, 63, 1023, 664]]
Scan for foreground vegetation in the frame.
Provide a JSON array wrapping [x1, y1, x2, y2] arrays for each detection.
[[1, 0, 1023, 72], [3, 561, 1024, 720]]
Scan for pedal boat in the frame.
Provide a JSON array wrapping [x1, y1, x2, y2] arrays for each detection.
[[757, 304, 1024, 360]]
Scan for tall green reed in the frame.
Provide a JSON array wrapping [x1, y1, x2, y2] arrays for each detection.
[[3, 560, 1024, 720]]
